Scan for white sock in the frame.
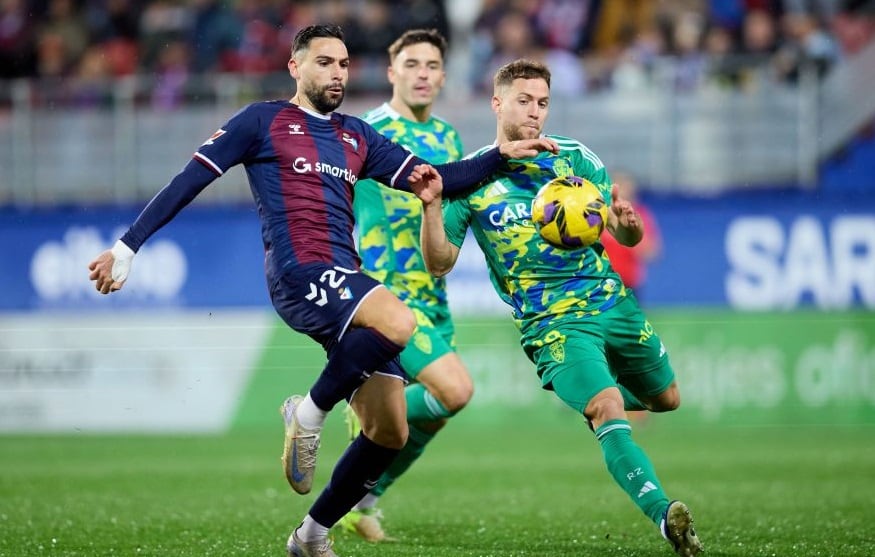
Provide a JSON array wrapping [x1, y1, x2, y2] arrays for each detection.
[[353, 492, 380, 511], [296, 393, 328, 430], [296, 515, 329, 542]]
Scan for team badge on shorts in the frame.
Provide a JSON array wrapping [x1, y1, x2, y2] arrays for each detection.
[[549, 340, 566, 363], [414, 331, 433, 354]]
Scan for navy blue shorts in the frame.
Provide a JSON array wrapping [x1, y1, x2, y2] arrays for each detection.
[[269, 263, 407, 381]]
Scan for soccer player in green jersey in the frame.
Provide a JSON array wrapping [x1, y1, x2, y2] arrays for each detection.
[[416, 59, 705, 556], [339, 29, 474, 542]]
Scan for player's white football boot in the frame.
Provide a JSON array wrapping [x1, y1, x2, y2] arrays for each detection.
[[337, 507, 393, 542], [287, 530, 337, 557], [280, 395, 321, 494], [660, 500, 704, 556]]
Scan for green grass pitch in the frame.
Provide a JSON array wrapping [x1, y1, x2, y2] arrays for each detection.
[[2, 415, 873, 556]]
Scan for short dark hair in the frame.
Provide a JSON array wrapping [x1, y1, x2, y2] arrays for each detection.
[[291, 24, 344, 57], [387, 28, 448, 62], [493, 59, 551, 91]]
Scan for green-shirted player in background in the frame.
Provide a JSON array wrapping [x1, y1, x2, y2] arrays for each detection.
[[416, 59, 705, 557], [338, 29, 473, 542]]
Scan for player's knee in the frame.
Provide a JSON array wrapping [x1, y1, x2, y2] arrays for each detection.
[[438, 381, 474, 414], [381, 305, 416, 346], [366, 421, 408, 450], [650, 384, 681, 412], [584, 388, 626, 427]]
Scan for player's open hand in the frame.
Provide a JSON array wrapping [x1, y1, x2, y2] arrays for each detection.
[[609, 183, 641, 230], [498, 138, 560, 159], [408, 163, 443, 205]]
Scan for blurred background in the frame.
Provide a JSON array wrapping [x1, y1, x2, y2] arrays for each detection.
[[0, 0, 873, 433]]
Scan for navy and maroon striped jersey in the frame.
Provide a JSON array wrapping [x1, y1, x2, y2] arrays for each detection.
[[120, 100, 502, 277]]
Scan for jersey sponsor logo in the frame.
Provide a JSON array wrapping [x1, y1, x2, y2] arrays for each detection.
[[202, 129, 226, 146], [292, 157, 358, 184], [288, 124, 304, 135], [488, 202, 531, 227]]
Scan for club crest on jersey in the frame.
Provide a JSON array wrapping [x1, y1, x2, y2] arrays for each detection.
[[341, 133, 359, 151], [551, 157, 573, 178], [288, 124, 304, 135], [202, 129, 226, 146]]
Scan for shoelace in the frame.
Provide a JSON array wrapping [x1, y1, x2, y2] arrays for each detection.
[[295, 433, 320, 469]]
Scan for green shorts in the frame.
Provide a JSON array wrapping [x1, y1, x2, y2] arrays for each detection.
[[522, 295, 675, 414], [399, 304, 456, 379]]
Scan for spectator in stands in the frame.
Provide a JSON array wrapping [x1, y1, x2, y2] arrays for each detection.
[[670, 10, 708, 91], [0, 0, 37, 79], [139, 0, 191, 72], [227, 0, 285, 75], [35, 0, 89, 78], [189, 0, 242, 73], [150, 39, 190, 110], [774, 9, 841, 81]]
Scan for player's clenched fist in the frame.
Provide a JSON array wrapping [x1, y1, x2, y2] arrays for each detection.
[[87, 240, 135, 294]]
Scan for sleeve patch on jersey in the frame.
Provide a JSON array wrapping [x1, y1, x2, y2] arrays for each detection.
[[202, 128, 226, 146]]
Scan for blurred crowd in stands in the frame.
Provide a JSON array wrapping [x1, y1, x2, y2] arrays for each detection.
[[1, 0, 874, 106]]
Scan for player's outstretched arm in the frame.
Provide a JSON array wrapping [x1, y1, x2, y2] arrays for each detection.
[[606, 183, 644, 247], [86, 159, 218, 295], [427, 138, 559, 197]]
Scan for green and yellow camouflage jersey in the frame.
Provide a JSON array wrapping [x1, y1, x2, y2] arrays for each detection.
[[354, 102, 464, 312], [443, 135, 626, 337]]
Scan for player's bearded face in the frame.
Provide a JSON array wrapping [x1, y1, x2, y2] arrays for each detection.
[[303, 81, 345, 113]]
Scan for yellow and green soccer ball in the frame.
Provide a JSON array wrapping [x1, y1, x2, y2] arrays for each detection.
[[531, 176, 608, 249]]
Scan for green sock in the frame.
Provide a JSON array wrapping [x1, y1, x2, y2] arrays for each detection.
[[618, 384, 648, 411], [595, 419, 669, 525], [372, 423, 434, 496], [405, 383, 452, 421]]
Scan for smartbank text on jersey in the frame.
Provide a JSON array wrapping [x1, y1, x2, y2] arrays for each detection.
[[291, 157, 359, 184]]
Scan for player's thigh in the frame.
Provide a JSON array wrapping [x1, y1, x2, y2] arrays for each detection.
[[270, 263, 384, 348], [605, 296, 675, 398], [528, 327, 615, 415], [350, 286, 415, 345]]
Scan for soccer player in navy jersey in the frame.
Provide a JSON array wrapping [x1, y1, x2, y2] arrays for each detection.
[[88, 24, 557, 557]]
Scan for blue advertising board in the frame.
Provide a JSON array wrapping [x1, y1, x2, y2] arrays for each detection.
[[1, 190, 873, 312], [0, 205, 269, 311]]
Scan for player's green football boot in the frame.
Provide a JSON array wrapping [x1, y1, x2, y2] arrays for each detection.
[[337, 507, 392, 543], [660, 500, 704, 556], [343, 403, 361, 443], [279, 395, 321, 495], [286, 529, 337, 557]]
